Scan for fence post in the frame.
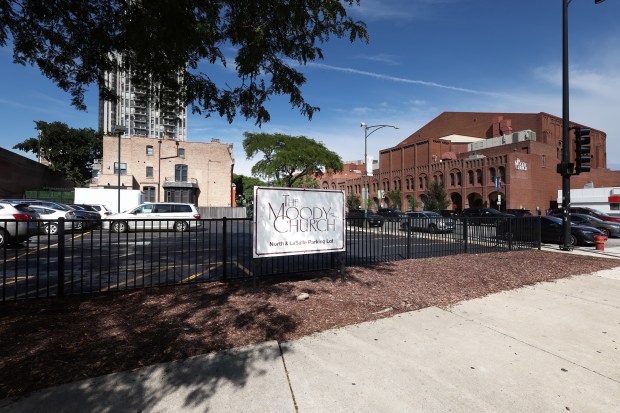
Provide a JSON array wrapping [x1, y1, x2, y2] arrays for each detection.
[[222, 217, 228, 281], [537, 216, 542, 250], [57, 217, 65, 296], [406, 220, 412, 259], [463, 218, 469, 254]]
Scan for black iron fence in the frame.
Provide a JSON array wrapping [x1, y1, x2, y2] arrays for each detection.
[[0, 216, 540, 302]]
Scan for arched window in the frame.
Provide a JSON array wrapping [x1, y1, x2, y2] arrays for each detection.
[[499, 166, 506, 182]]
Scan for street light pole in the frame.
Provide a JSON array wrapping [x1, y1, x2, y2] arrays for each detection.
[[559, 0, 605, 251], [360, 123, 399, 220], [113, 125, 126, 213], [560, 0, 571, 251]]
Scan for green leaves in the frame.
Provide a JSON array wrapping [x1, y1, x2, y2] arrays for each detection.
[[425, 180, 450, 211], [13, 121, 103, 187], [4, 0, 368, 125], [242, 132, 343, 187]]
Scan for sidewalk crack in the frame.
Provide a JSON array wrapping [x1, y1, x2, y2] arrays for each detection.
[[278, 341, 299, 413]]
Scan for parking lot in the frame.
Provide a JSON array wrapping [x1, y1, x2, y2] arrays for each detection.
[[6, 216, 612, 302], [1, 218, 542, 301]]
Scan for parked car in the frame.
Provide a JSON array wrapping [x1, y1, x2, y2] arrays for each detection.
[[28, 205, 77, 235], [499, 216, 603, 246], [28, 201, 100, 229], [551, 213, 620, 238], [439, 209, 460, 218], [376, 208, 405, 222], [461, 207, 513, 225], [461, 207, 513, 217], [346, 209, 385, 228], [0, 202, 39, 247], [400, 211, 455, 233], [506, 209, 533, 217], [81, 204, 112, 219], [547, 207, 620, 223], [103, 202, 201, 232], [0, 199, 100, 229]]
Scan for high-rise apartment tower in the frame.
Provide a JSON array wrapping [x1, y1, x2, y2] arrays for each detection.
[[98, 55, 187, 141]]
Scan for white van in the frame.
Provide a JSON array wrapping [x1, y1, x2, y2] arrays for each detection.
[[103, 203, 201, 233]]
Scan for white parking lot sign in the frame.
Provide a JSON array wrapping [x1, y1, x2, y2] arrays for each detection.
[[253, 187, 345, 258]]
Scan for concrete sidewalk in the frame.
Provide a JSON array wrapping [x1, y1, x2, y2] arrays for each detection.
[[2, 269, 619, 412]]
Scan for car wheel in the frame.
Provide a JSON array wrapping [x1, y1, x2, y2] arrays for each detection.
[[560, 234, 577, 246], [111, 221, 128, 233], [44, 223, 59, 235], [601, 228, 611, 237], [0, 228, 7, 248], [428, 224, 438, 234], [174, 221, 189, 232]]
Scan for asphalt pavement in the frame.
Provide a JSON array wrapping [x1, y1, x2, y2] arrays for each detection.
[[1, 248, 619, 412]]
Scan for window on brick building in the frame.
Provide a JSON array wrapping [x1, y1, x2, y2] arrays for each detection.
[[146, 166, 153, 178], [144, 186, 156, 202], [175, 164, 188, 182], [476, 169, 482, 185], [146, 145, 153, 156], [468, 170, 474, 185]]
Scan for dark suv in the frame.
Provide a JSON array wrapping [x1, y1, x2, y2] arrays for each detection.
[[506, 209, 533, 217], [461, 208, 512, 217], [376, 208, 404, 222], [346, 209, 385, 228]]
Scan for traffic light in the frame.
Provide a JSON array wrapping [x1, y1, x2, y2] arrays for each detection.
[[574, 127, 591, 174]]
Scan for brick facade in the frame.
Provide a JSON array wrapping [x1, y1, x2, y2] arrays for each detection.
[[96, 136, 234, 207], [0, 148, 73, 198], [321, 112, 620, 212]]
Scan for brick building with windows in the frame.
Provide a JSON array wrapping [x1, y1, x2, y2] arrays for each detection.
[[94, 135, 235, 207], [321, 112, 620, 212]]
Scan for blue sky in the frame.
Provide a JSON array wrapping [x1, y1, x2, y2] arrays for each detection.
[[1, 0, 619, 177]]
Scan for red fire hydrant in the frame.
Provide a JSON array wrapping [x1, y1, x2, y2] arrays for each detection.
[[594, 235, 607, 251]]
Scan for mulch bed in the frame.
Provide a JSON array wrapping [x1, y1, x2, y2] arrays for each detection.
[[0, 249, 618, 401]]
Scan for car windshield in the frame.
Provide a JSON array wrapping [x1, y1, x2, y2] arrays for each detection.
[[545, 216, 563, 225], [577, 214, 602, 223], [590, 209, 614, 217]]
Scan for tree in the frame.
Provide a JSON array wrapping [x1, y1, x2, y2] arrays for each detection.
[[291, 175, 320, 189], [386, 190, 402, 210], [1, 1, 368, 124], [346, 191, 361, 211], [425, 181, 450, 211], [407, 195, 421, 211], [233, 173, 265, 209], [242, 132, 343, 187], [13, 121, 103, 186]]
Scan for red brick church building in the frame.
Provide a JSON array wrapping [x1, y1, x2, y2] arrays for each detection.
[[321, 112, 620, 212]]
